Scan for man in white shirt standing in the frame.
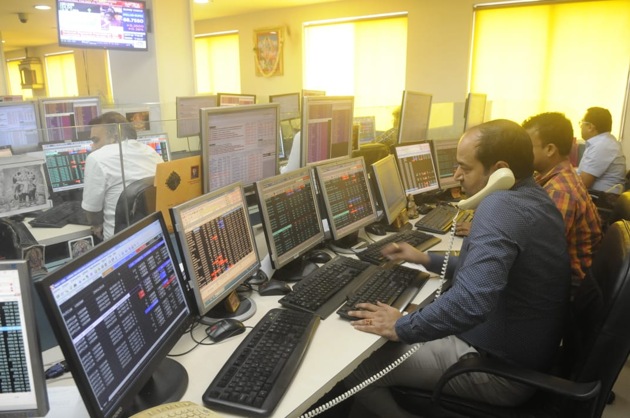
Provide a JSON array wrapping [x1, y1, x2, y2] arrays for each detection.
[[82, 112, 163, 241], [577, 106, 626, 194]]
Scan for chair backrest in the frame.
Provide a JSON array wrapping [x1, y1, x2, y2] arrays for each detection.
[[574, 219, 630, 417], [608, 190, 630, 225], [114, 176, 156, 234]]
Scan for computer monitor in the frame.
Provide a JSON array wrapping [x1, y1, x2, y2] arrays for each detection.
[[137, 133, 171, 162], [301, 89, 326, 97], [0, 260, 49, 417], [353, 116, 376, 144], [35, 212, 192, 418], [314, 157, 378, 250], [0, 101, 41, 153], [464, 92, 487, 131], [301, 95, 354, 166], [255, 167, 325, 281], [175, 94, 217, 138], [217, 93, 256, 107], [269, 92, 300, 121], [432, 138, 460, 190], [393, 141, 440, 200], [398, 91, 432, 143], [41, 140, 92, 193], [370, 154, 409, 231], [39, 96, 101, 142], [200, 103, 279, 194], [0, 156, 51, 218], [170, 182, 260, 325]]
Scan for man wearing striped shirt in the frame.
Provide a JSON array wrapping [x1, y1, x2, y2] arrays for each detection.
[[523, 112, 602, 285]]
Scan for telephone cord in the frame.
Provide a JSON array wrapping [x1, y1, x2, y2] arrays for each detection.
[[299, 343, 422, 418], [436, 209, 460, 297]]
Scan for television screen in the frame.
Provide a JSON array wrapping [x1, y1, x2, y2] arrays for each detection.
[[56, 0, 148, 51]]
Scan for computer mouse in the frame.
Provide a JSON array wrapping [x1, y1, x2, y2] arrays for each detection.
[[206, 318, 246, 343], [365, 223, 387, 236], [258, 279, 292, 296], [418, 204, 434, 215], [247, 269, 268, 285], [307, 250, 332, 264]]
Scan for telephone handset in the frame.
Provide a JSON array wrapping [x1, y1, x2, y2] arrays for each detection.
[[301, 169, 517, 418], [457, 167, 515, 210]]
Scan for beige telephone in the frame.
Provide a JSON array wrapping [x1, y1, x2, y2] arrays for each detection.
[[457, 167, 515, 210]]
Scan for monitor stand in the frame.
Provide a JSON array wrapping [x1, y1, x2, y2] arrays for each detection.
[[199, 290, 257, 326], [272, 257, 318, 282], [327, 231, 368, 255], [126, 357, 188, 416]]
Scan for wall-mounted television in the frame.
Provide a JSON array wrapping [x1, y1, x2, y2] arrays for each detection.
[[56, 0, 149, 51]]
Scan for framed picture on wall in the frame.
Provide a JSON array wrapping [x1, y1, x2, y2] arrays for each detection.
[[254, 27, 283, 77]]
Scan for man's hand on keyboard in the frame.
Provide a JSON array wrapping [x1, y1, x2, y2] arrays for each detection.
[[455, 221, 471, 237], [381, 242, 430, 265], [349, 301, 402, 341]]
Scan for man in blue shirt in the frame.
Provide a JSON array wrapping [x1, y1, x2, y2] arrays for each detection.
[[577, 107, 626, 194], [336, 119, 571, 417]]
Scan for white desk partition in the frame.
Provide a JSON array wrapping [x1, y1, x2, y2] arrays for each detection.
[[41, 217, 463, 417]]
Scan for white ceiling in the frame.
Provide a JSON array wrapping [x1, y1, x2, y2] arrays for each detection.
[[0, 0, 341, 52]]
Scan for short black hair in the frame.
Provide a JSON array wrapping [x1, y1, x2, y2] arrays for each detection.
[[475, 119, 534, 180], [584, 107, 612, 133], [89, 111, 137, 140], [522, 112, 574, 156]]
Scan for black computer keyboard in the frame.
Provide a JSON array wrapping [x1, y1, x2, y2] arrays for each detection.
[[279, 256, 373, 319], [336, 264, 429, 320], [29, 201, 90, 228], [202, 308, 319, 417], [415, 204, 473, 234], [357, 229, 442, 265]]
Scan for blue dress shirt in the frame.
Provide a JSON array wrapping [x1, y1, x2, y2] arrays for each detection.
[[578, 132, 626, 193]]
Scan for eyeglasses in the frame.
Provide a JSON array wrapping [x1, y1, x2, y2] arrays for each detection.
[[579, 120, 593, 127]]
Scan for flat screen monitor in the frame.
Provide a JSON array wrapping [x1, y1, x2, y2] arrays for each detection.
[[398, 91, 432, 143], [175, 95, 217, 138], [302, 89, 326, 97], [269, 92, 300, 121], [200, 103, 279, 193], [301, 96, 354, 166], [353, 116, 376, 144], [0, 101, 41, 153], [464, 92, 487, 131], [39, 96, 101, 142], [137, 133, 171, 162], [41, 140, 92, 193], [432, 138, 460, 190], [170, 182, 260, 324], [217, 93, 256, 107], [370, 154, 408, 228], [0, 260, 49, 417], [56, 0, 148, 51], [255, 167, 324, 281], [0, 156, 51, 218], [36, 212, 192, 418], [393, 141, 440, 197], [314, 157, 378, 247]]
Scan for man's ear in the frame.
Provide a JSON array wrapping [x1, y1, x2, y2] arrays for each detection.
[[545, 143, 559, 157], [494, 160, 509, 170]]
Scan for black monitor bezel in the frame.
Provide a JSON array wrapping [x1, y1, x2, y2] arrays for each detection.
[[255, 166, 325, 270], [169, 182, 261, 319], [35, 212, 192, 418]]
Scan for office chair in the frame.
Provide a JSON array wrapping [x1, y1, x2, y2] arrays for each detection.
[[607, 190, 630, 226], [392, 219, 630, 418], [114, 176, 156, 234]]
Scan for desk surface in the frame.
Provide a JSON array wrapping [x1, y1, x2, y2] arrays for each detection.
[[41, 221, 463, 418]]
